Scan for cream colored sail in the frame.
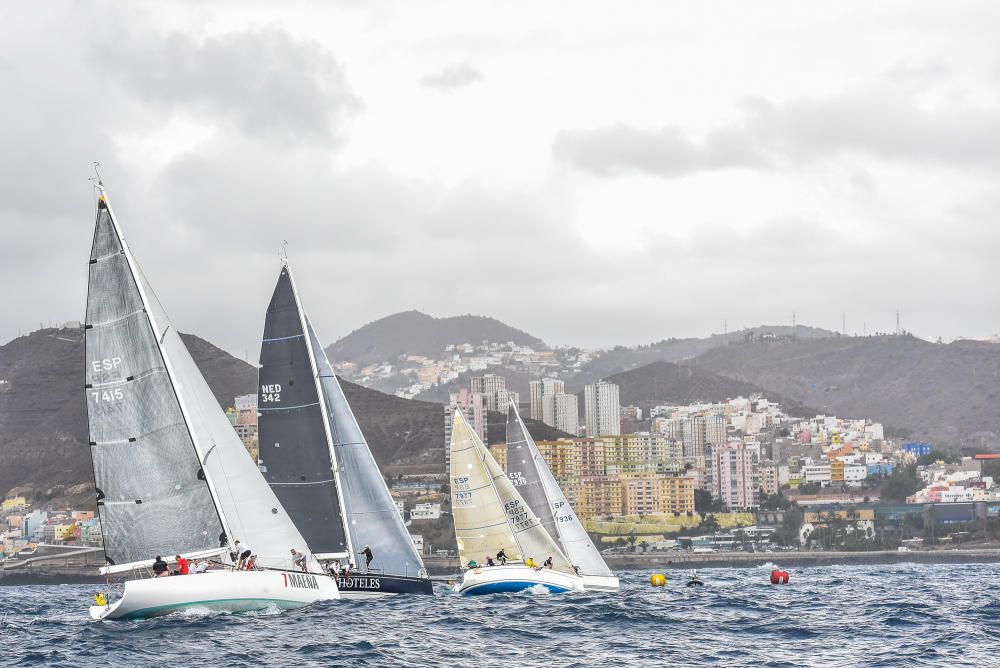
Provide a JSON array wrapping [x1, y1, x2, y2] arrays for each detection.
[[450, 410, 574, 575]]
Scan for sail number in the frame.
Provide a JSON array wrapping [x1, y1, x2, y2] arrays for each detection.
[[260, 383, 282, 403], [508, 471, 527, 487], [504, 499, 534, 531], [91, 388, 124, 403], [452, 476, 473, 507]]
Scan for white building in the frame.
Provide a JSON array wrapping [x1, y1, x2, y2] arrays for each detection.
[[410, 534, 424, 554], [553, 393, 579, 435], [585, 380, 621, 436], [410, 503, 442, 521]]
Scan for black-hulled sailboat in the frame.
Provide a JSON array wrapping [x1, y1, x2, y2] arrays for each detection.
[[256, 263, 432, 598]]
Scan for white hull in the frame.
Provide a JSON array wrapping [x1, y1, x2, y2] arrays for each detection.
[[457, 564, 584, 596], [89, 570, 339, 620], [582, 574, 620, 592]]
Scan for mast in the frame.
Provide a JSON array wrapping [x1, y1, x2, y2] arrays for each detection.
[[284, 262, 354, 563], [95, 184, 234, 559]]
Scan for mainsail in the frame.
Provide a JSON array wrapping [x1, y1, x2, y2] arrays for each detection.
[[505, 405, 614, 578], [307, 318, 425, 577], [450, 409, 574, 575], [87, 188, 318, 573], [257, 266, 349, 558], [86, 196, 223, 567]]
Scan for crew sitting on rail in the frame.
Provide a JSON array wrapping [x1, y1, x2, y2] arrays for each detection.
[[525, 556, 537, 568], [485, 556, 496, 566], [152, 555, 168, 577], [542, 556, 554, 569], [191, 560, 209, 574], [172, 554, 189, 575]]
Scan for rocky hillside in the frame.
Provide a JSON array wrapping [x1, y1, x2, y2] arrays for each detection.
[[694, 335, 1000, 450], [0, 327, 559, 499], [325, 310, 545, 366]]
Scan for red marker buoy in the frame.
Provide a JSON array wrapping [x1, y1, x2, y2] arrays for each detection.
[[770, 569, 789, 584]]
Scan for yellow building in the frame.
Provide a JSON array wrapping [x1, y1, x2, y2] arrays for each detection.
[[619, 473, 695, 515], [566, 476, 623, 518], [2, 496, 27, 512], [830, 460, 845, 482], [54, 524, 77, 542]]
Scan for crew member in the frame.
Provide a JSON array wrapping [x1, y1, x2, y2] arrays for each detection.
[[174, 554, 189, 575], [152, 555, 168, 577], [486, 556, 496, 567], [291, 548, 308, 572], [543, 556, 554, 569], [361, 545, 375, 571], [496, 548, 508, 565], [234, 540, 252, 570]]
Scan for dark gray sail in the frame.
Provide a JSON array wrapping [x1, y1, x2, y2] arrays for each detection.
[[85, 197, 224, 566], [306, 319, 425, 576], [257, 267, 348, 557], [504, 405, 560, 542]]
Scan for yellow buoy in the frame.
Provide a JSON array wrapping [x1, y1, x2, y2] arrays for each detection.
[[650, 573, 666, 587]]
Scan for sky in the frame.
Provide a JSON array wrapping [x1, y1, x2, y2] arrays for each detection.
[[2, 1, 999, 357]]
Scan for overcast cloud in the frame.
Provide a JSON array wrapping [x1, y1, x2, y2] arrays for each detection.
[[1, 1, 999, 358]]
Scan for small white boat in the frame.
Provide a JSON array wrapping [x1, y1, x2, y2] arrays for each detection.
[[89, 570, 340, 620], [504, 405, 621, 592], [457, 564, 584, 596], [449, 410, 584, 596]]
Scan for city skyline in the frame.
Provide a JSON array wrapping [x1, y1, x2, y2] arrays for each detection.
[[3, 2, 1000, 359]]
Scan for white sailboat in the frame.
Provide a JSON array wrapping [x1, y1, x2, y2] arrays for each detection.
[[256, 263, 432, 598], [505, 404, 620, 591], [84, 185, 339, 620], [449, 409, 584, 595]]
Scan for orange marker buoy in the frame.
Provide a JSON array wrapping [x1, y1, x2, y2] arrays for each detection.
[[769, 569, 789, 584]]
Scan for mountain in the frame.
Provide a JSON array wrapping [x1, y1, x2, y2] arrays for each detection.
[[577, 325, 839, 382], [0, 326, 560, 499], [326, 310, 546, 366], [693, 335, 1000, 450]]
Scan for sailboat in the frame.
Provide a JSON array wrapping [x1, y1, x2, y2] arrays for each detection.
[[84, 185, 339, 620], [256, 263, 432, 598], [449, 409, 584, 595], [504, 404, 620, 591]]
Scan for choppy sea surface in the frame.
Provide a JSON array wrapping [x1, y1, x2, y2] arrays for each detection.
[[1, 563, 998, 667]]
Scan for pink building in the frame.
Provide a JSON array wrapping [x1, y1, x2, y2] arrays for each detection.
[[710, 442, 759, 509]]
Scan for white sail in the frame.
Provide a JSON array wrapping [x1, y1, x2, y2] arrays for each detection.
[[510, 405, 614, 578], [99, 187, 321, 574], [450, 410, 573, 575]]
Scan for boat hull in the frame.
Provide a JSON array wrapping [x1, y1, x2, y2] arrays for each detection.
[[89, 570, 340, 620], [582, 574, 620, 592], [457, 565, 584, 596], [334, 572, 434, 599]]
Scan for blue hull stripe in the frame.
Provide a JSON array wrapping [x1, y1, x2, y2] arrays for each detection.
[[461, 581, 570, 596]]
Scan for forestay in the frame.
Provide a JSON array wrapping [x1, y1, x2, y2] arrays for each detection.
[[507, 406, 614, 578], [307, 318, 425, 577], [85, 197, 224, 567], [257, 267, 349, 558]]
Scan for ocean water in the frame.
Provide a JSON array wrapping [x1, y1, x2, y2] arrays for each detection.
[[1, 563, 998, 667]]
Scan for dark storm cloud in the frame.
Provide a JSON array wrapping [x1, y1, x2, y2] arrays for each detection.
[[554, 81, 1000, 178], [420, 63, 483, 92], [97, 26, 362, 147]]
